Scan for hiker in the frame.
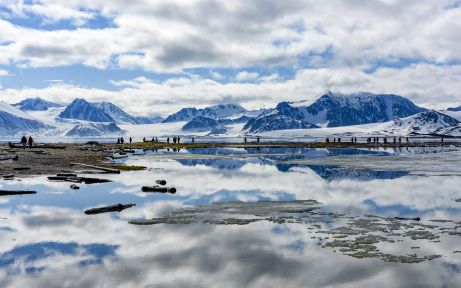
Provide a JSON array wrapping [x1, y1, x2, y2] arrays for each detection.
[[367, 137, 371, 144], [406, 137, 409, 143], [338, 138, 341, 143], [441, 137, 444, 144], [173, 137, 177, 144], [398, 137, 402, 144], [326, 137, 330, 143], [351, 137, 354, 143], [244, 137, 247, 143], [143, 137, 146, 142], [121, 137, 124, 144], [28, 136, 34, 149], [191, 137, 195, 143], [129, 137, 132, 144], [167, 137, 170, 143], [333, 138, 336, 143], [117, 138, 120, 144], [20, 136, 27, 149], [178, 136, 181, 143], [393, 137, 396, 144], [383, 138, 387, 144], [257, 137, 260, 143], [355, 137, 358, 143]]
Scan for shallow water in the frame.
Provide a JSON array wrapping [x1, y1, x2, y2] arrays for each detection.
[[0, 147, 460, 287]]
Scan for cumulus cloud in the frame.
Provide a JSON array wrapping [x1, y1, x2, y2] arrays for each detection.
[[235, 71, 260, 82], [0, 0, 460, 110], [0, 0, 459, 71]]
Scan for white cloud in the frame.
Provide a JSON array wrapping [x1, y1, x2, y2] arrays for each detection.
[[0, 0, 460, 72], [0, 69, 10, 76], [1, 64, 461, 116], [235, 71, 260, 82], [0, 1, 460, 110]]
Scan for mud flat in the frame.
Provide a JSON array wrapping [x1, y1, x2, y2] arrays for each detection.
[[0, 143, 110, 177]]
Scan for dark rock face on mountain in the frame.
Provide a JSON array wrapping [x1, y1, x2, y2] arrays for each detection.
[[182, 116, 221, 132], [95, 102, 163, 125], [244, 114, 319, 133], [59, 99, 114, 122], [244, 92, 425, 133], [163, 104, 247, 122]]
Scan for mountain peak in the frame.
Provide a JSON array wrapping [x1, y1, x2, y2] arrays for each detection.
[[59, 99, 114, 122], [163, 103, 247, 123], [14, 97, 62, 111]]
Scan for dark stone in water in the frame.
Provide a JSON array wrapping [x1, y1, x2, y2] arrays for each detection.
[[155, 180, 167, 186]]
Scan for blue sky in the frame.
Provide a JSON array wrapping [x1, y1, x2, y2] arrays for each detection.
[[0, 0, 460, 115]]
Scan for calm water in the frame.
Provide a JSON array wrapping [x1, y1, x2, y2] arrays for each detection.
[[0, 147, 460, 287]]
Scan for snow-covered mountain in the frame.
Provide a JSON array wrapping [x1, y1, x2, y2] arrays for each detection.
[[0, 101, 51, 136], [244, 114, 318, 133], [14, 97, 62, 111], [59, 99, 114, 122], [387, 110, 460, 135], [163, 104, 247, 122], [94, 102, 139, 124], [94, 102, 162, 125], [65, 122, 124, 137], [244, 92, 425, 133], [182, 116, 222, 132]]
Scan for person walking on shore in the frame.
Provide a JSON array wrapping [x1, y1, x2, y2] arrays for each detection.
[[20, 136, 27, 149], [129, 137, 132, 144], [28, 136, 34, 149]]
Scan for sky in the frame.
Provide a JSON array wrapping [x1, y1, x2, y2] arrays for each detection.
[[0, 0, 460, 116]]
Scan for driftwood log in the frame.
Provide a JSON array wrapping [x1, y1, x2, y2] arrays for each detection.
[[0, 190, 37, 196], [394, 217, 421, 221], [84, 203, 136, 215], [142, 185, 176, 194], [70, 163, 120, 174], [0, 155, 18, 161]]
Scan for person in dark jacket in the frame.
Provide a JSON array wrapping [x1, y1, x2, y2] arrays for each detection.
[[28, 136, 34, 149], [20, 136, 27, 149]]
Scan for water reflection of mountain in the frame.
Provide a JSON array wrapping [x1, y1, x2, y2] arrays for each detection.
[[176, 158, 247, 170], [244, 147, 391, 156], [276, 164, 409, 181]]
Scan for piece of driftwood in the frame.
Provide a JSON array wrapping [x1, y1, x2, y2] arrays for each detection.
[[84, 203, 136, 215], [0, 155, 18, 161], [155, 180, 167, 186], [47, 176, 112, 184], [394, 216, 421, 221], [142, 185, 176, 194], [57, 173, 78, 177], [13, 167, 31, 171], [0, 190, 36, 196], [70, 162, 120, 174]]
